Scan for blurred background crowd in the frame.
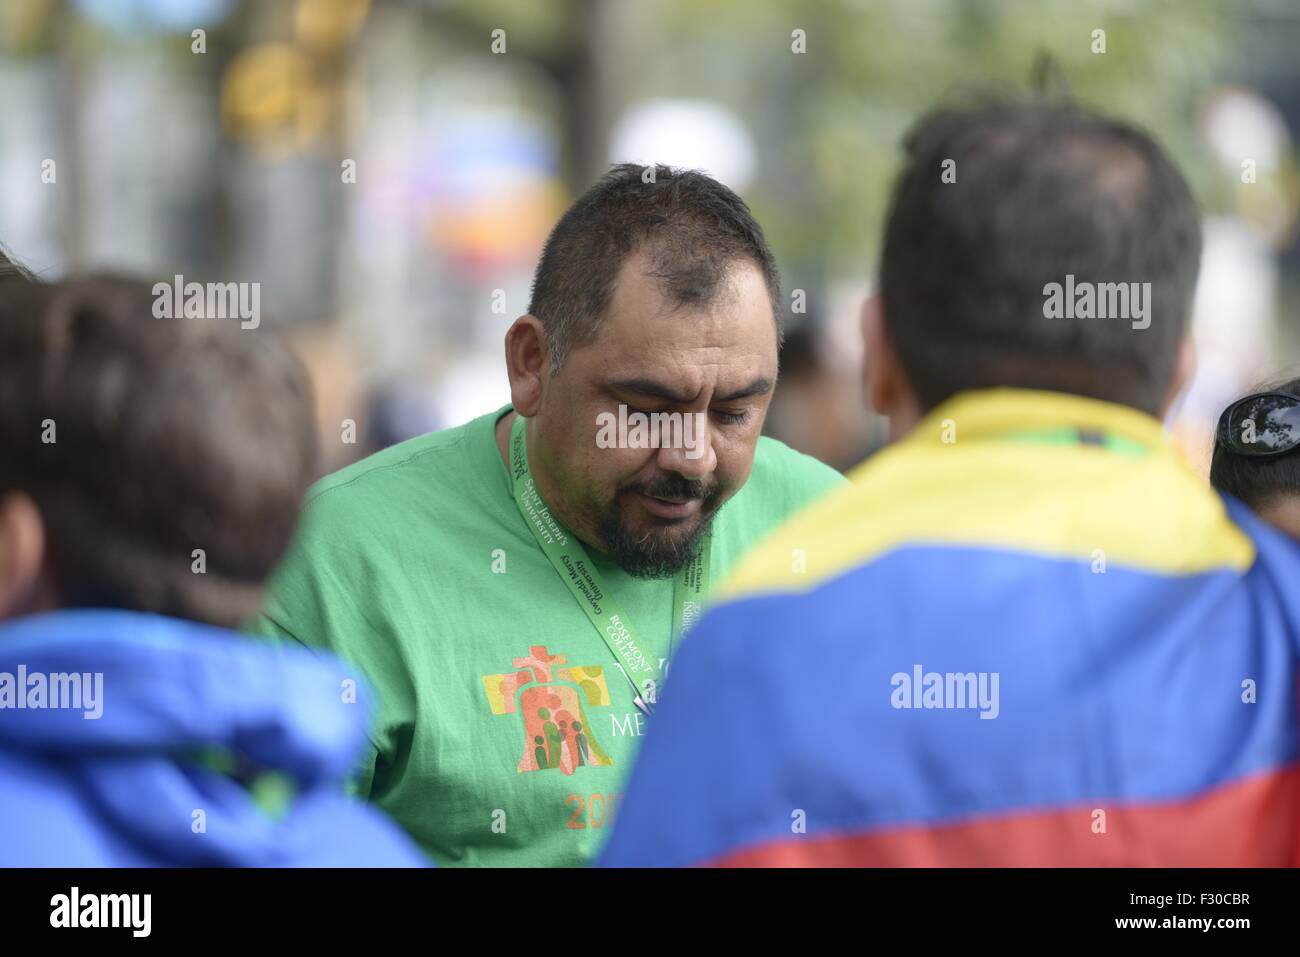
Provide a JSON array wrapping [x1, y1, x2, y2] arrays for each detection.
[[2, 0, 1299, 475]]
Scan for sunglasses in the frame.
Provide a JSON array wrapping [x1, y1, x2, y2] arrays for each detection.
[[1217, 392, 1300, 457]]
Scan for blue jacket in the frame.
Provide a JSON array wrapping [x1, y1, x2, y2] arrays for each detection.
[[0, 609, 427, 866], [602, 390, 1300, 867]]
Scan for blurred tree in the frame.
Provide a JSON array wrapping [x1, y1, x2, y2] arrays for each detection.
[[651, 0, 1235, 286]]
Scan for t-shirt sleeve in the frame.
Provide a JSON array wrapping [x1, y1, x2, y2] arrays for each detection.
[[790, 447, 849, 504], [245, 490, 408, 803], [743, 437, 849, 535], [246, 611, 300, 646]]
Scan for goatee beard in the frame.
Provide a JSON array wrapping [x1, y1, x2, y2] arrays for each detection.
[[597, 476, 723, 579]]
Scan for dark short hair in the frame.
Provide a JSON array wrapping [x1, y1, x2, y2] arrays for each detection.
[[879, 95, 1202, 415], [1210, 377, 1300, 508], [528, 163, 781, 370], [0, 275, 317, 629]]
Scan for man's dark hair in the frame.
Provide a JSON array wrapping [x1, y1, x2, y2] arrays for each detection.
[[879, 95, 1203, 415], [528, 163, 781, 370], [1210, 377, 1300, 509], [0, 275, 318, 629]]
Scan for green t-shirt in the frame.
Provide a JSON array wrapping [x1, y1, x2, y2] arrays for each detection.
[[254, 405, 845, 866]]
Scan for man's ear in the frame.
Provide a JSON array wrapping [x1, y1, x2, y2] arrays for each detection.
[[0, 492, 47, 621], [503, 315, 548, 418], [862, 291, 925, 440], [1159, 335, 1197, 421], [862, 291, 903, 416]]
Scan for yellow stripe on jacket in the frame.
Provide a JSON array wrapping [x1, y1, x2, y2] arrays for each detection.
[[719, 389, 1255, 603]]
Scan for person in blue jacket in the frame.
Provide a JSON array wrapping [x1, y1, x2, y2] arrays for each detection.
[[0, 265, 427, 866]]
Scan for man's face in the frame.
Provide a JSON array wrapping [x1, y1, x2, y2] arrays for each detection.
[[533, 249, 778, 578]]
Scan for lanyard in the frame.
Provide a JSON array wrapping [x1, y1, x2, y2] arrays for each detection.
[[508, 414, 710, 715]]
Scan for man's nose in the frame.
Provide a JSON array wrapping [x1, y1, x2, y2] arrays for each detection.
[[655, 413, 716, 481]]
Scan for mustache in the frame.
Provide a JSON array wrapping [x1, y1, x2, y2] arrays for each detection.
[[625, 474, 718, 503]]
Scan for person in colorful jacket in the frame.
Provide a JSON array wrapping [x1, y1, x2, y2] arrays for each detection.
[[602, 96, 1300, 867]]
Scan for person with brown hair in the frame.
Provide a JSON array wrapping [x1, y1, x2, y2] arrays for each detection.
[[0, 269, 426, 866]]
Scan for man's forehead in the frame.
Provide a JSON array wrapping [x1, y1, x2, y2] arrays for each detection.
[[606, 249, 773, 323], [596, 258, 775, 346], [582, 321, 777, 403], [601, 371, 776, 405], [559, 248, 778, 393], [569, 326, 765, 370]]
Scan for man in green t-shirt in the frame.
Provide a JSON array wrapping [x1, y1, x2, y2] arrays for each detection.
[[254, 163, 845, 866]]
